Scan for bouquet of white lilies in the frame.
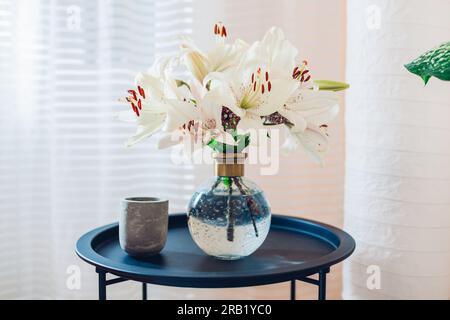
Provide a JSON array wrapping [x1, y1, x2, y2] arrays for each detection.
[[119, 23, 349, 164]]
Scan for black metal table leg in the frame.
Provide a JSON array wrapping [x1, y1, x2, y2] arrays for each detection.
[[318, 270, 327, 300], [142, 283, 147, 300], [290, 280, 296, 300], [97, 269, 107, 300]]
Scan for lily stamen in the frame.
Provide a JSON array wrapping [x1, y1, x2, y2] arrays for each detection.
[[137, 86, 145, 99], [126, 85, 149, 117], [213, 22, 227, 38], [292, 60, 311, 83], [128, 90, 137, 100]]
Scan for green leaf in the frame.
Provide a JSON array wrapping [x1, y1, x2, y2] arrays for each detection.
[[175, 79, 191, 90], [234, 133, 251, 153], [207, 139, 226, 153], [207, 133, 251, 154], [205, 80, 212, 91], [313, 80, 350, 92], [405, 41, 450, 85]]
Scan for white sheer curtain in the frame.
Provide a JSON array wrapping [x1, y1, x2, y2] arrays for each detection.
[[344, 0, 450, 299], [0, 0, 206, 299], [0, 0, 347, 299]]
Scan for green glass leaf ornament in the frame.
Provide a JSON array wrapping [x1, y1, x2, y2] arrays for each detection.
[[405, 41, 450, 85]]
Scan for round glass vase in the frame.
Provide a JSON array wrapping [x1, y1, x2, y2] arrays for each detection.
[[187, 153, 271, 260]]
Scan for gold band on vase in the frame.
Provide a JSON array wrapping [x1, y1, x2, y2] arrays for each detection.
[[213, 153, 247, 177]]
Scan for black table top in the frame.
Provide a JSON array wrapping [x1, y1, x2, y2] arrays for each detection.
[[76, 213, 355, 288]]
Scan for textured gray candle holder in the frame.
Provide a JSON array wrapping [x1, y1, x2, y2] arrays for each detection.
[[119, 197, 169, 257]]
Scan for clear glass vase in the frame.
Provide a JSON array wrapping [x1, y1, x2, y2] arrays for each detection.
[[187, 153, 271, 260]]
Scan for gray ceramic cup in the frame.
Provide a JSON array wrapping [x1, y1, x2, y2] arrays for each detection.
[[119, 197, 169, 257]]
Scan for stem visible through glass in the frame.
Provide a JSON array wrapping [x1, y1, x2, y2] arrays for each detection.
[[208, 176, 260, 242], [232, 177, 259, 237], [226, 178, 234, 242]]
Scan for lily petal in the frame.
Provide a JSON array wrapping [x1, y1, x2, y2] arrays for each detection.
[[157, 132, 181, 150], [281, 89, 339, 128], [294, 89, 339, 111], [135, 72, 165, 102], [126, 113, 166, 147], [251, 78, 299, 116], [238, 112, 265, 131], [282, 125, 329, 165], [277, 109, 307, 132], [162, 100, 197, 132]]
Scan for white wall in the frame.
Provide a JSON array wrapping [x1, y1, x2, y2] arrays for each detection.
[[344, 0, 450, 299]]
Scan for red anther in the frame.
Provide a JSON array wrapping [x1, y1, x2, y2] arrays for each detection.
[[292, 66, 299, 77], [265, 71, 269, 81], [214, 24, 218, 34], [137, 99, 142, 110], [293, 70, 301, 79], [304, 75, 311, 82], [222, 26, 227, 37], [251, 73, 255, 83], [261, 84, 265, 94], [301, 70, 310, 76], [268, 81, 272, 92], [253, 82, 257, 92], [131, 102, 138, 115], [135, 108, 140, 117], [138, 86, 145, 99], [187, 120, 195, 131], [128, 90, 137, 100], [126, 97, 130, 102]]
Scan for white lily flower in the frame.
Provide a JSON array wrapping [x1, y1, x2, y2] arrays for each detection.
[[282, 124, 330, 165], [260, 56, 339, 164], [157, 81, 236, 153], [201, 26, 300, 131], [279, 89, 339, 164], [118, 59, 197, 147], [279, 89, 339, 133], [117, 24, 349, 165], [196, 85, 237, 146], [206, 63, 298, 131], [180, 22, 248, 83], [243, 27, 298, 79]]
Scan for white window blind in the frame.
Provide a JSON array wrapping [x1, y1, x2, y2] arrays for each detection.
[[0, 0, 200, 299], [1, 0, 347, 300]]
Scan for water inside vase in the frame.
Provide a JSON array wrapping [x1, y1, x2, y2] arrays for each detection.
[[188, 189, 271, 260]]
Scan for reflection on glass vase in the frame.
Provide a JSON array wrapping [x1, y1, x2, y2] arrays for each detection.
[[187, 153, 271, 260]]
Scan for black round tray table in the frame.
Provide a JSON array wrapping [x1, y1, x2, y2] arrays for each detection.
[[76, 213, 355, 300]]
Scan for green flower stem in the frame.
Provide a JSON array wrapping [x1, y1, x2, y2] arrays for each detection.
[[226, 178, 234, 242], [232, 177, 259, 238]]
